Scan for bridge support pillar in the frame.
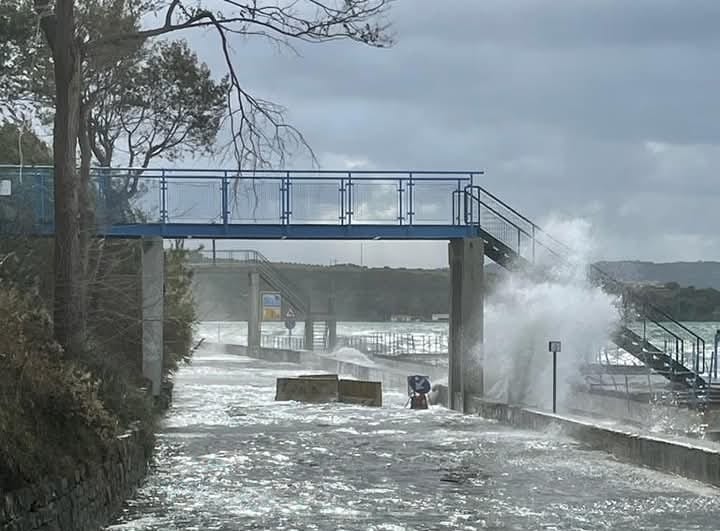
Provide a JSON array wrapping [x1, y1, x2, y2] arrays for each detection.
[[304, 319, 314, 351], [448, 238, 484, 412], [248, 271, 261, 355], [142, 237, 164, 397], [327, 295, 337, 351]]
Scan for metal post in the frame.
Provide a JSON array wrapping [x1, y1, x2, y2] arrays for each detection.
[[339, 177, 345, 225], [552, 351, 557, 414], [398, 177, 404, 225], [212, 240, 216, 265], [159, 170, 168, 223], [347, 172, 353, 225], [407, 172, 414, 225], [532, 225, 536, 263], [221, 171, 229, 226], [285, 171, 291, 224]]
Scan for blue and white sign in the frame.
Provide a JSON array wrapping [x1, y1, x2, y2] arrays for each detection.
[[262, 292, 282, 321]]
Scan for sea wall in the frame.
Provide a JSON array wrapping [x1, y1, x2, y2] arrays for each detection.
[[464, 395, 720, 487], [0, 426, 151, 531], [203, 341, 446, 391]]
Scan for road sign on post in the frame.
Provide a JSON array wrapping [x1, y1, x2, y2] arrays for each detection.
[[285, 309, 296, 333], [548, 341, 561, 413], [261, 292, 282, 321]]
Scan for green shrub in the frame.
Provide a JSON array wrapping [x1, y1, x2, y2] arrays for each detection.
[[0, 239, 197, 491], [0, 286, 118, 490]]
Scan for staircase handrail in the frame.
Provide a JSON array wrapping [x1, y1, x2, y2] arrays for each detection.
[[190, 248, 310, 314], [462, 185, 706, 351]]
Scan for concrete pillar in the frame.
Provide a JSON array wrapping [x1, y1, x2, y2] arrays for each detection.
[[327, 295, 337, 351], [248, 271, 261, 354], [142, 237, 164, 397], [448, 238, 484, 412], [304, 319, 314, 351]]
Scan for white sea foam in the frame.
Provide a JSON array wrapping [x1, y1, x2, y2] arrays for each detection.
[[482, 217, 620, 409]]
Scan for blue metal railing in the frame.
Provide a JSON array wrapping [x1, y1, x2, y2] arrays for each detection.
[[0, 166, 480, 229]]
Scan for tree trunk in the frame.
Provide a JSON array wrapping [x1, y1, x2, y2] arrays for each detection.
[[78, 103, 94, 329], [51, 0, 85, 355]]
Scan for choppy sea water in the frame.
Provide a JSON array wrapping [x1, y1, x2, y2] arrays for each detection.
[[107, 348, 720, 530]]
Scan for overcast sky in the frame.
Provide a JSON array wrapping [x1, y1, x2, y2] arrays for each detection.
[[173, 0, 720, 268]]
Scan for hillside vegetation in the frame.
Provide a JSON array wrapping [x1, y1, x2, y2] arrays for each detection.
[[194, 258, 720, 323], [0, 125, 197, 491]]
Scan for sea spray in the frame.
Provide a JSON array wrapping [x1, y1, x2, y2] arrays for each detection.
[[482, 217, 620, 410]]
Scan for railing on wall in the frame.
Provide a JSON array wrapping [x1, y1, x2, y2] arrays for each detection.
[[338, 333, 449, 358], [261, 334, 304, 351]]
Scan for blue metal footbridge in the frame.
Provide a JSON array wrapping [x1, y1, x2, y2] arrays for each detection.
[[0, 165, 715, 393]]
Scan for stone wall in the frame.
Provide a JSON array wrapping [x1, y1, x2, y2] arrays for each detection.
[[0, 426, 151, 531]]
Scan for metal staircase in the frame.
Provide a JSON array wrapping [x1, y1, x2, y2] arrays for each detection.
[[312, 321, 329, 351], [196, 249, 310, 315], [248, 250, 310, 316], [458, 185, 711, 391]]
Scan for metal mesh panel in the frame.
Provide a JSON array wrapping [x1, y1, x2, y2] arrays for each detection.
[[228, 179, 281, 223], [165, 178, 222, 224], [351, 181, 398, 224], [290, 180, 341, 223], [412, 181, 458, 224]]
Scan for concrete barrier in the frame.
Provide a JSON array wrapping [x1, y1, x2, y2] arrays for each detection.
[[275, 374, 382, 407], [464, 395, 720, 487], [275, 376, 340, 403], [339, 379, 383, 407]]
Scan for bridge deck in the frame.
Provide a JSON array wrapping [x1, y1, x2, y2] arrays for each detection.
[[2, 167, 483, 240], [38, 223, 480, 240]]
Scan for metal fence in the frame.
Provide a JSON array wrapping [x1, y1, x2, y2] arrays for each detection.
[[261, 334, 304, 351], [338, 333, 448, 358]]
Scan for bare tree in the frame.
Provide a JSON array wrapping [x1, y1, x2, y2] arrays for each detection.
[[28, 0, 392, 354]]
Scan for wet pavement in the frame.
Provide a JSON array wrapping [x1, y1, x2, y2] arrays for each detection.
[[108, 348, 720, 530]]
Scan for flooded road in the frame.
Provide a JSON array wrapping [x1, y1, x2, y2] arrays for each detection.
[[108, 348, 720, 530]]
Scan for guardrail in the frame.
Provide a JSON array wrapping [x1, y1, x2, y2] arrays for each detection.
[[338, 333, 449, 358], [261, 334, 304, 351], [0, 166, 479, 228]]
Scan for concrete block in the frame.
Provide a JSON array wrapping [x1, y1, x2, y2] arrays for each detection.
[[275, 377, 340, 403], [338, 380, 382, 407], [275, 375, 382, 407]]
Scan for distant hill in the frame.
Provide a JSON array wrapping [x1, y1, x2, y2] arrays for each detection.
[[191, 258, 720, 322], [192, 261, 503, 321], [595, 261, 720, 290]]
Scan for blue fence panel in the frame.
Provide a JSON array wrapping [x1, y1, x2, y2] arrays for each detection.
[[227, 177, 282, 224]]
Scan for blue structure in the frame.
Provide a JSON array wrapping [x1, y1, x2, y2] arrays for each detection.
[[1, 166, 489, 240]]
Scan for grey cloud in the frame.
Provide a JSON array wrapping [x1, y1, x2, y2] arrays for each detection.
[[181, 0, 720, 265]]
